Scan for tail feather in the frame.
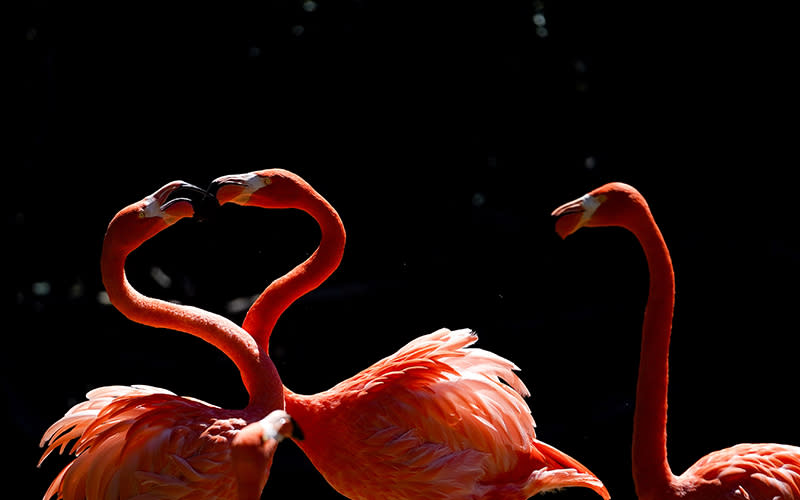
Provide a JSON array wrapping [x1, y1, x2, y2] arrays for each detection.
[[528, 439, 610, 500], [527, 467, 610, 500]]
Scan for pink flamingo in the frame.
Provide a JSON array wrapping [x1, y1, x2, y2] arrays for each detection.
[[39, 181, 297, 499], [210, 168, 611, 500], [552, 182, 800, 500]]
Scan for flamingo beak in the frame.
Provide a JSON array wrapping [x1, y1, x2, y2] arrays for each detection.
[[160, 182, 207, 209], [551, 198, 587, 239], [259, 411, 304, 443], [150, 181, 190, 208], [160, 182, 218, 221], [208, 173, 262, 205]]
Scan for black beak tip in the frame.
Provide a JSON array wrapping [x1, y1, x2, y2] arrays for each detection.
[[192, 191, 220, 222], [163, 183, 220, 222], [206, 179, 223, 199]]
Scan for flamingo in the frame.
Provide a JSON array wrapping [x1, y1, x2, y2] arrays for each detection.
[[552, 182, 800, 500], [39, 181, 298, 500], [209, 168, 611, 500]]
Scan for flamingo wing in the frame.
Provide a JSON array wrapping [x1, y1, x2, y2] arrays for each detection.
[[679, 442, 800, 499], [300, 328, 608, 500], [40, 385, 250, 500], [338, 328, 528, 399]]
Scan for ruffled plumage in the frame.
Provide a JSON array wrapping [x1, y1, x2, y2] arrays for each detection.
[[40, 385, 256, 500], [678, 442, 800, 498], [287, 328, 609, 500]]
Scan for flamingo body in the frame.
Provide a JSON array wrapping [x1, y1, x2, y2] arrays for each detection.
[[40, 385, 258, 499], [211, 169, 610, 500], [285, 327, 607, 500], [676, 443, 800, 499], [553, 182, 800, 500]]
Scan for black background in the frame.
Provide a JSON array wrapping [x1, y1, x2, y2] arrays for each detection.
[[10, 0, 799, 499]]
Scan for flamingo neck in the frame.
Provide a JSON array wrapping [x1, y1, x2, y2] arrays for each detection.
[[101, 240, 283, 413], [283, 389, 305, 417], [283, 387, 330, 450], [627, 212, 676, 496], [242, 191, 345, 350]]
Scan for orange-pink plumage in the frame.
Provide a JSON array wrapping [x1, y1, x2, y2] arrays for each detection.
[[284, 327, 608, 500], [41, 385, 257, 499]]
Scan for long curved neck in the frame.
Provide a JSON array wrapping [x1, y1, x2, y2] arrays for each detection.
[[627, 210, 676, 496], [242, 191, 345, 351], [101, 239, 283, 413]]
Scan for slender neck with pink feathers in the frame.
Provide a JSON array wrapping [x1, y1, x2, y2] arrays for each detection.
[[242, 186, 345, 353], [101, 218, 283, 413], [623, 199, 676, 496]]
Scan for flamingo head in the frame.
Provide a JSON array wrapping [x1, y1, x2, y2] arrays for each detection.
[[551, 182, 647, 238], [230, 410, 302, 500], [210, 169, 310, 208], [260, 409, 304, 442], [106, 181, 206, 250]]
